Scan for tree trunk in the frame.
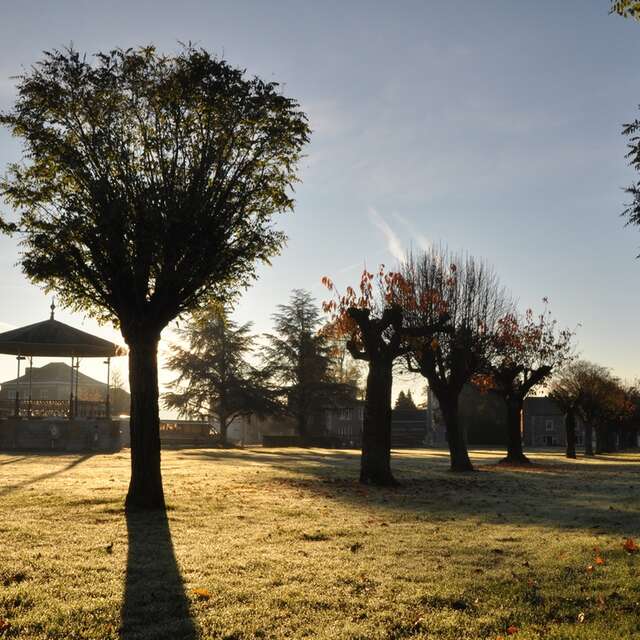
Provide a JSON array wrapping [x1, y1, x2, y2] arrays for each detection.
[[439, 396, 474, 472], [565, 409, 576, 459], [584, 422, 594, 456], [296, 412, 309, 445], [360, 359, 396, 486], [125, 335, 165, 511], [595, 425, 605, 454], [219, 418, 228, 447], [502, 397, 529, 464]]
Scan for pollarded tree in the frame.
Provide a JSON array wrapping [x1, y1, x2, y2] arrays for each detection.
[[323, 267, 448, 485], [549, 363, 584, 459], [262, 289, 352, 442], [557, 361, 621, 456], [402, 249, 511, 472], [592, 376, 632, 453], [617, 383, 640, 448], [163, 305, 280, 446], [487, 304, 574, 465], [323, 268, 409, 485], [0, 46, 310, 510]]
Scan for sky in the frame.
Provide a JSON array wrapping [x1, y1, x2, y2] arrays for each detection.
[[1, 0, 640, 412]]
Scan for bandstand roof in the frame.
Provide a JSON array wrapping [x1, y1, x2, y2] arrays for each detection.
[[0, 318, 127, 358]]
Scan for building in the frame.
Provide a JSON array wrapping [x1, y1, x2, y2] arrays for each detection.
[[321, 400, 364, 447], [1, 362, 107, 402], [522, 396, 583, 448], [319, 401, 429, 448]]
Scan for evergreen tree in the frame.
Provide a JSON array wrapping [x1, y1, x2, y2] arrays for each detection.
[[164, 306, 279, 446], [262, 289, 353, 442], [394, 390, 417, 411]]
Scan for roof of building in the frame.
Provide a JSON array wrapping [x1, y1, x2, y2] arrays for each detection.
[[1, 362, 107, 388], [0, 318, 126, 358]]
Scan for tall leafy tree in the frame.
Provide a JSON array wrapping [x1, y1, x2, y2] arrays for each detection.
[[622, 108, 640, 249], [486, 304, 574, 465], [262, 289, 348, 442], [0, 46, 310, 509], [402, 249, 511, 472], [163, 305, 279, 446]]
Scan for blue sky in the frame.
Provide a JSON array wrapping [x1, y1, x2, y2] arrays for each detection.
[[1, 1, 639, 407]]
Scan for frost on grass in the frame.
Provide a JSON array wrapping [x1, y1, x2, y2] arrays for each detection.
[[0, 448, 638, 639]]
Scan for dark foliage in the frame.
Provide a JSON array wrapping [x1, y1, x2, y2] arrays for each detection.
[[0, 45, 310, 508]]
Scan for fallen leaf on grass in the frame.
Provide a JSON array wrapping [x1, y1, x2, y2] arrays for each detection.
[[623, 538, 639, 554], [191, 588, 211, 600], [0, 619, 10, 631], [507, 625, 518, 635], [586, 564, 594, 573], [577, 612, 585, 623], [595, 555, 605, 565]]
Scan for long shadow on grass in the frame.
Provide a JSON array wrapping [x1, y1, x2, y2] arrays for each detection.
[[0, 455, 28, 465], [0, 453, 94, 497], [121, 509, 197, 640], [184, 448, 640, 536]]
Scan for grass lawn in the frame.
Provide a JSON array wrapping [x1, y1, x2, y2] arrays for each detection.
[[0, 447, 639, 640]]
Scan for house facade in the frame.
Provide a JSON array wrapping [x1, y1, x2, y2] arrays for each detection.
[[319, 401, 429, 448], [522, 396, 584, 448], [0, 362, 107, 402]]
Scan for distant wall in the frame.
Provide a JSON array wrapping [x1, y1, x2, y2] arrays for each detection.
[[0, 418, 122, 452]]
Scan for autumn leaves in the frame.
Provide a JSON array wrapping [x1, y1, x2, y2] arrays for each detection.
[[322, 247, 574, 482]]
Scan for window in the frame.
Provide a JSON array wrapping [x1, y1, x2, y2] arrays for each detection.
[[337, 408, 353, 421], [7, 390, 16, 400], [545, 419, 554, 432], [40, 389, 49, 400]]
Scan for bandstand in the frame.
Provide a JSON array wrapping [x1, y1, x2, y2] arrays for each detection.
[[0, 304, 128, 451]]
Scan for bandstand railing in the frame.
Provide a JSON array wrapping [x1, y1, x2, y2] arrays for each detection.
[[0, 398, 108, 419]]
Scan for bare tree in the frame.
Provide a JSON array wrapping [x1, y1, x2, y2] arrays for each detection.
[[402, 248, 511, 472]]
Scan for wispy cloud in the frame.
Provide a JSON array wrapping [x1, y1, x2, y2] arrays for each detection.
[[368, 207, 405, 263], [393, 212, 431, 252]]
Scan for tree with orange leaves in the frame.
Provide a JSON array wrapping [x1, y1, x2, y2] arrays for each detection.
[[322, 266, 447, 485], [487, 303, 574, 465]]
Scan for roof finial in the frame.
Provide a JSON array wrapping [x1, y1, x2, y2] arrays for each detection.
[[50, 298, 56, 320]]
